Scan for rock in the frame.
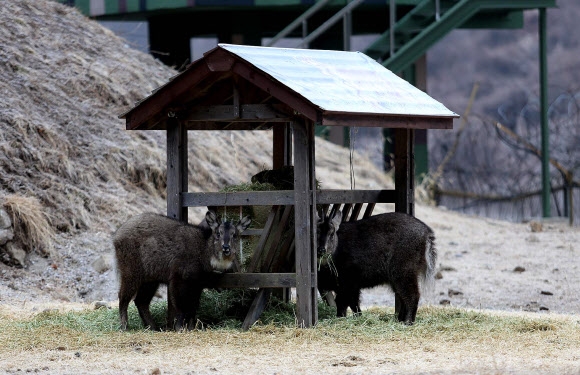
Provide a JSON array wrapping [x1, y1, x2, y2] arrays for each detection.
[[5, 242, 27, 267], [92, 254, 113, 273], [540, 290, 554, 296], [530, 221, 543, 232], [435, 271, 443, 280], [94, 301, 111, 310], [513, 266, 526, 273], [526, 235, 540, 243], [439, 299, 451, 305], [539, 306, 550, 311], [0, 228, 14, 245], [0, 208, 11, 229], [448, 289, 463, 297]]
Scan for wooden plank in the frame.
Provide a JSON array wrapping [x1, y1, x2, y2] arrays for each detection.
[[182, 189, 397, 207], [321, 113, 454, 130], [394, 128, 415, 215], [293, 120, 314, 328], [272, 123, 291, 169], [261, 206, 293, 272], [247, 207, 279, 273], [349, 203, 363, 222], [166, 118, 188, 222], [182, 104, 292, 122], [317, 190, 396, 204], [242, 289, 271, 331], [363, 203, 376, 218], [271, 236, 295, 273], [207, 273, 299, 288], [341, 203, 353, 222], [123, 60, 211, 130], [307, 120, 318, 325], [182, 191, 295, 207], [184, 122, 274, 131]]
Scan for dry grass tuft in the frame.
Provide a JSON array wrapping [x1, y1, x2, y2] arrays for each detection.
[[2, 194, 54, 256]]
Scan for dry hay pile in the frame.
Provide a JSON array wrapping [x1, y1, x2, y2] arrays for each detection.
[[0, 0, 392, 267]]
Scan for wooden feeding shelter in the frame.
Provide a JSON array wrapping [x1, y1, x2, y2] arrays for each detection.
[[120, 44, 458, 328]]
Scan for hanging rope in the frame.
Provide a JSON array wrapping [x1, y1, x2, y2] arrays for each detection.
[[349, 126, 358, 190]]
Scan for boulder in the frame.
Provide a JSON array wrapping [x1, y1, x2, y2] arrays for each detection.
[[0, 208, 11, 229], [0, 228, 14, 246]]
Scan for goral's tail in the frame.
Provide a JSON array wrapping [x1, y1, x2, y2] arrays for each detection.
[[422, 232, 437, 290]]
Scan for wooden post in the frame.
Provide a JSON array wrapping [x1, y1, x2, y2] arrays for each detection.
[[394, 127, 414, 314], [273, 123, 292, 169], [292, 120, 316, 328], [394, 128, 415, 216], [166, 117, 188, 222]]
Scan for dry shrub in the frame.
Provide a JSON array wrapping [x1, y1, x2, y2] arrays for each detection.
[[2, 194, 55, 257]]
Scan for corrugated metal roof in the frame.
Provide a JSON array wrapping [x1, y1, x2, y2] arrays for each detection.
[[220, 44, 458, 118]]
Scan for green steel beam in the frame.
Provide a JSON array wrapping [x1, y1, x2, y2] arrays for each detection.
[[382, 0, 556, 74], [539, 7, 550, 217]]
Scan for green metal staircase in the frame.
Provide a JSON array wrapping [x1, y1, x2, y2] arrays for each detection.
[[364, 0, 556, 74]]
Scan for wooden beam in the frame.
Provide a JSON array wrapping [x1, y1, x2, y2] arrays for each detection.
[[181, 189, 397, 207], [123, 61, 211, 130], [321, 113, 454, 129], [166, 118, 188, 222], [242, 289, 271, 331], [233, 62, 319, 122], [394, 128, 415, 215], [247, 207, 280, 273], [293, 120, 315, 328], [184, 122, 275, 131], [273, 123, 292, 169], [181, 104, 292, 122]]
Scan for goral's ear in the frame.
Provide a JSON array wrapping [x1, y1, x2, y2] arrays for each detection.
[[330, 210, 343, 230], [205, 210, 220, 230], [236, 216, 252, 233]]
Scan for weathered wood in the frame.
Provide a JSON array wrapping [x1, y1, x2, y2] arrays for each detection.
[[394, 128, 415, 215], [261, 206, 293, 272], [273, 123, 292, 169], [349, 203, 363, 222], [123, 61, 211, 130], [293, 120, 315, 328], [242, 289, 271, 331], [182, 191, 295, 207], [247, 207, 280, 273], [321, 113, 453, 130], [183, 122, 275, 131], [182, 104, 292, 122], [341, 203, 353, 222], [181, 189, 397, 207], [233, 63, 319, 122], [363, 202, 376, 218], [166, 118, 188, 222], [307, 120, 318, 325], [317, 190, 396, 204]]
